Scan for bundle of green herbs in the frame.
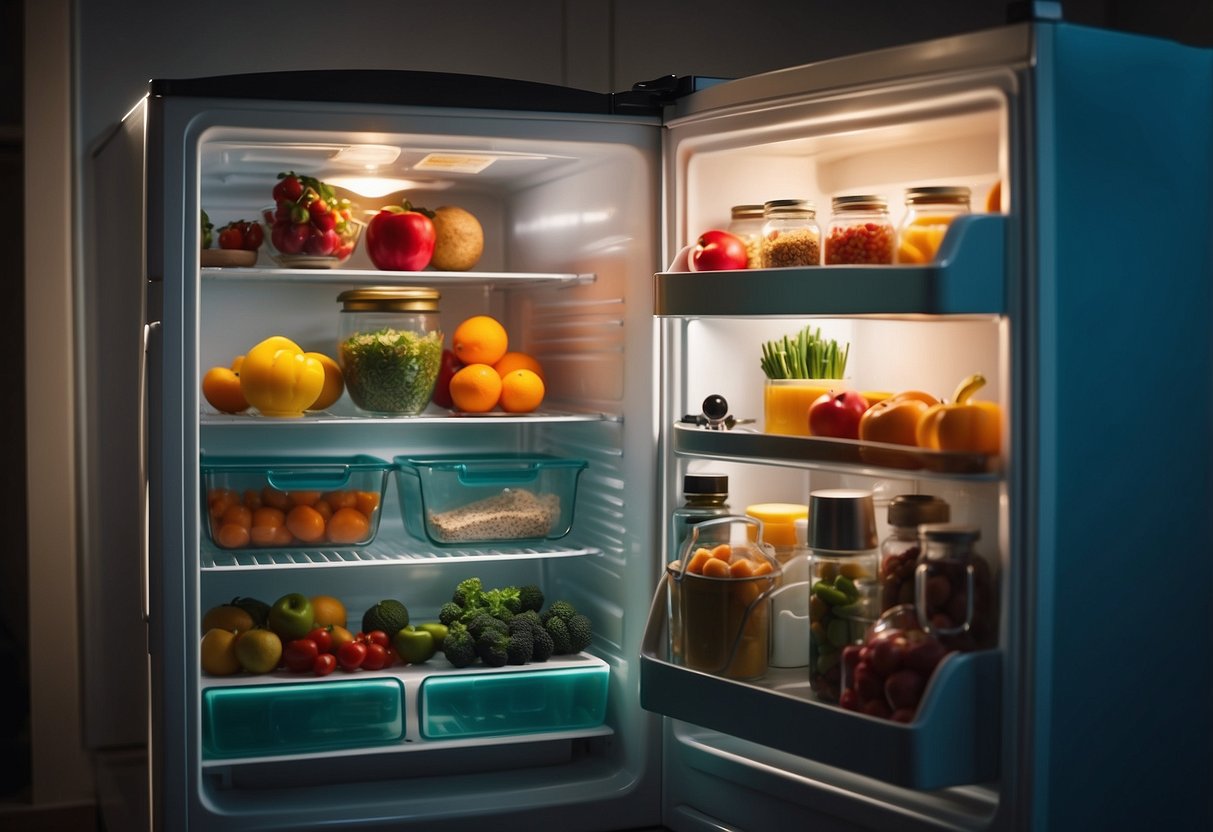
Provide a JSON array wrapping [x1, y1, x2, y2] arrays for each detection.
[[759, 325, 849, 380]]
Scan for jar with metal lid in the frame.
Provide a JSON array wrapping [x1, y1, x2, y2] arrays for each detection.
[[896, 186, 972, 264], [336, 286, 444, 415], [761, 199, 821, 268], [807, 489, 879, 702], [879, 495, 950, 614], [726, 204, 765, 269], [670, 473, 731, 561], [914, 523, 996, 651], [824, 195, 894, 265]]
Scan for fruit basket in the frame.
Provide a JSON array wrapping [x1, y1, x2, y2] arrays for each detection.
[[201, 454, 391, 550], [261, 209, 364, 268], [393, 453, 587, 547]]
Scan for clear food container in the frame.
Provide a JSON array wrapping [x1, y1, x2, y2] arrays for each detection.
[[761, 199, 821, 268], [393, 453, 588, 546], [824, 195, 894, 265], [726, 203, 765, 268], [896, 186, 972, 264], [202, 454, 391, 550], [914, 523, 997, 651], [667, 515, 781, 681]]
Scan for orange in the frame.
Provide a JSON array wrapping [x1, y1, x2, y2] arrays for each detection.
[[261, 487, 291, 510], [327, 507, 371, 544], [200, 628, 243, 676], [354, 491, 381, 517], [986, 180, 1003, 213], [220, 503, 252, 530], [324, 490, 358, 510], [328, 625, 355, 653], [451, 315, 509, 366], [449, 363, 503, 413], [305, 351, 345, 410], [286, 504, 326, 543], [493, 351, 544, 381], [216, 523, 251, 549], [231, 355, 245, 374], [202, 366, 249, 413], [202, 604, 255, 634], [310, 595, 348, 629], [499, 369, 545, 413]]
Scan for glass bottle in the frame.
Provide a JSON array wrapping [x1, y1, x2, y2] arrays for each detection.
[[807, 489, 879, 702], [914, 523, 996, 651], [727, 204, 765, 269], [669, 474, 731, 561], [336, 286, 444, 416], [824, 195, 894, 264], [896, 186, 972, 264], [761, 199, 821, 268], [879, 494, 950, 614]]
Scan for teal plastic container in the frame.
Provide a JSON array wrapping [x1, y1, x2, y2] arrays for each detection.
[[201, 454, 391, 550], [202, 678, 405, 758], [393, 453, 587, 546], [419, 665, 609, 739]]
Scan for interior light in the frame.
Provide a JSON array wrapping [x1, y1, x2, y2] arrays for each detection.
[[331, 145, 401, 165], [326, 176, 451, 198]]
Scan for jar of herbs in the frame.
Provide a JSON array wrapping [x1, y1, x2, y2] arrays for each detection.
[[824, 195, 894, 264], [761, 199, 820, 268], [726, 204, 765, 268], [336, 286, 444, 415]]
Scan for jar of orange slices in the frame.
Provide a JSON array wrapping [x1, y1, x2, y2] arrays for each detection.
[[896, 186, 971, 264]]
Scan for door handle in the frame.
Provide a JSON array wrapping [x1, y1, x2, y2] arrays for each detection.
[[139, 320, 161, 624]]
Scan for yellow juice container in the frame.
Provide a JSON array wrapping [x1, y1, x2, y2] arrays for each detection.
[[763, 378, 849, 436]]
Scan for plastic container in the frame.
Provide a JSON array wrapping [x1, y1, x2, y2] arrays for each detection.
[[667, 516, 781, 680], [727, 204, 765, 268], [420, 663, 609, 739], [769, 517, 811, 668], [824, 195, 895, 265], [761, 199, 821, 268], [670, 474, 731, 561], [763, 378, 850, 436], [896, 186, 972, 264], [201, 454, 391, 549], [744, 502, 808, 564], [915, 523, 997, 651], [879, 494, 951, 614], [202, 678, 404, 758], [394, 453, 587, 546], [807, 489, 879, 702], [336, 286, 444, 415]]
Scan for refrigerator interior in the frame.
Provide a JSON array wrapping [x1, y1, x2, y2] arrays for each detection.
[[174, 101, 666, 830], [646, 49, 1017, 832]]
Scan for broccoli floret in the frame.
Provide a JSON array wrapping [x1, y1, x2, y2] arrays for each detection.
[[441, 623, 477, 668], [543, 600, 578, 624], [506, 618, 534, 665], [567, 613, 593, 653], [438, 601, 464, 627], [467, 612, 508, 639], [475, 628, 510, 667], [529, 620, 555, 662], [544, 616, 572, 654], [516, 609, 542, 627], [483, 586, 522, 618], [518, 584, 544, 613], [452, 577, 484, 609]]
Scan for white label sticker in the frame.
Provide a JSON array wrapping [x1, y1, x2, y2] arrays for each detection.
[[413, 153, 497, 174]]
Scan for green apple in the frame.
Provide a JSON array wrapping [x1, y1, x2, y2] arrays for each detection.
[[233, 628, 282, 674], [392, 625, 437, 665], [416, 622, 448, 647], [268, 593, 314, 641]]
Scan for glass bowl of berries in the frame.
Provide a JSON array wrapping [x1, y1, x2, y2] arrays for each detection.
[[262, 172, 363, 268]]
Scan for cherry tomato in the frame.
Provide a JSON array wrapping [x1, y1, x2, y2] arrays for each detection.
[[337, 640, 367, 671], [217, 224, 245, 249], [361, 642, 389, 671], [283, 638, 319, 673], [306, 626, 333, 654], [366, 630, 390, 648], [312, 653, 337, 676]]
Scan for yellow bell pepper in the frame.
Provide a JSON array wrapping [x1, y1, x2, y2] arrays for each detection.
[[916, 373, 1002, 455], [238, 335, 325, 417]]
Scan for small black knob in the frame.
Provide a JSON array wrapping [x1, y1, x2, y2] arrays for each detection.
[[701, 394, 729, 421]]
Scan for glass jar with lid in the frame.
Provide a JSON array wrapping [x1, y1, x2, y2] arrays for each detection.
[[879, 494, 950, 614], [914, 523, 996, 651], [336, 286, 444, 416], [896, 186, 972, 264], [761, 199, 821, 268], [824, 195, 895, 265], [726, 204, 765, 269]]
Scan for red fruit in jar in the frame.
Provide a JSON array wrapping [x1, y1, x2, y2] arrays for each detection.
[[808, 390, 870, 439], [852, 661, 882, 700], [839, 688, 860, 711], [304, 227, 339, 256], [841, 644, 862, 669], [884, 668, 928, 710], [688, 229, 749, 272], [366, 202, 436, 271], [890, 707, 916, 724], [868, 636, 906, 677], [903, 636, 947, 674], [924, 573, 953, 608], [860, 697, 892, 719]]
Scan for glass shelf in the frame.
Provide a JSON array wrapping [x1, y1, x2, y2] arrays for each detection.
[[201, 266, 594, 290]]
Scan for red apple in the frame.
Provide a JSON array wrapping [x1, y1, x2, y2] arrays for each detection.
[[688, 229, 748, 272], [431, 349, 462, 408], [808, 390, 870, 439]]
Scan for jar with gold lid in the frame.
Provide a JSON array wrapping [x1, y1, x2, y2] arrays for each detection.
[[727, 204, 765, 269], [761, 199, 821, 268]]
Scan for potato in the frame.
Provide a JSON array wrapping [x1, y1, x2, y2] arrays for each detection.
[[430, 206, 484, 271]]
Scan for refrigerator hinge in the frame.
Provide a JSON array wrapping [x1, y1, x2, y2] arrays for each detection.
[[610, 75, 728, 114]]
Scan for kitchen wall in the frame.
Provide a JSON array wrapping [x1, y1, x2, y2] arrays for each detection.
[[15, 0, 1212, 826]]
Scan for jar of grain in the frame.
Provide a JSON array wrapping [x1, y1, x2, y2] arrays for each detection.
[[896, 186, 972, 264], [824, 195, 894, 265], [761, 199, 820, 268], [726, 204, 765, 269]]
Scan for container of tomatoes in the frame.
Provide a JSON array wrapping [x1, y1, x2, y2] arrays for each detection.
[[201, 454, 390, 550]]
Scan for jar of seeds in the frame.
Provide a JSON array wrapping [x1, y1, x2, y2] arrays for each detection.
[[726, 204, 765, 269], [761, 199, 820, 268]]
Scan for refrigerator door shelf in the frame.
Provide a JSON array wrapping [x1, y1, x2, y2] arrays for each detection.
[[200, 654, 610, 762], [638, 588, 1000, 790], [655, 214, 1006, 318], [200, 268, 597, 291], [672, 422, 1001, 480]]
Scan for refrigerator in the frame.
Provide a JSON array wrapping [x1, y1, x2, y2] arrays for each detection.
[[84, 15, 1213, 832]]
